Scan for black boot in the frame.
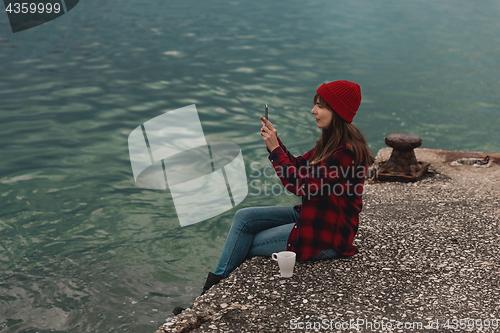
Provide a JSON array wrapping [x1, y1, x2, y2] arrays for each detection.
[[172, 272, 223, 315], [201, 272, 224, 295]]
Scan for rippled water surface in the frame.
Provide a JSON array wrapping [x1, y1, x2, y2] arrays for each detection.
[[1, 0, 499, 332]]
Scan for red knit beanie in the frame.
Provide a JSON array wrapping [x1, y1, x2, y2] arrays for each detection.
[[316, 80, 362, 123]]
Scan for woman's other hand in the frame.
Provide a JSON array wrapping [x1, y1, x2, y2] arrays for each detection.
[[259, 116, 279, 152]]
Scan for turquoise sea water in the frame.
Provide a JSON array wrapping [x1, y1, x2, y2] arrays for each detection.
[[1, 0, 499, 332]]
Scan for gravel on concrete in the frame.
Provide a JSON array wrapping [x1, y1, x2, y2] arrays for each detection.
[[156, 148, 500, 333]]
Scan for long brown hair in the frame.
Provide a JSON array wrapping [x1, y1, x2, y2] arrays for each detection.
[[310, 93, 375, 169]]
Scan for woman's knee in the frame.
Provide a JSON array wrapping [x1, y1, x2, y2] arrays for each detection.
[[232, 208, 255, 230], [233, 207, 249, 221]]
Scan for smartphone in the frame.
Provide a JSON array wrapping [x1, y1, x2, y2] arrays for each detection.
[[265, 104, 268, 120]]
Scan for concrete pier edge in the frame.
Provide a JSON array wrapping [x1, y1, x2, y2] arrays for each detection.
[[157, 148, 500, 333]]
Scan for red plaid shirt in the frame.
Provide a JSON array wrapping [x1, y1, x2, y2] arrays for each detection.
[[267, 136, 365, 260]]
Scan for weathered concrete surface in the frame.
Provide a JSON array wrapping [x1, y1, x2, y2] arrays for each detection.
[[156, 148, 500, 333]]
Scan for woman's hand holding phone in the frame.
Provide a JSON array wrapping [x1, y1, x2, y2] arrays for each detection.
[[260, 116, 279, 152]]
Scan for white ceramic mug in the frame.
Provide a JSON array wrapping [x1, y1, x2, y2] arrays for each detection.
[[271, 251, 296, 278]]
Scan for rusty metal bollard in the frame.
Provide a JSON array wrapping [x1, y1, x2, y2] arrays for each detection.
[[377, 133, 430, 182]]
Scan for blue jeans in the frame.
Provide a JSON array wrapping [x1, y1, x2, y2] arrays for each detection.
[[213, 206, 342, 278], [213, 206, 297, 278]]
